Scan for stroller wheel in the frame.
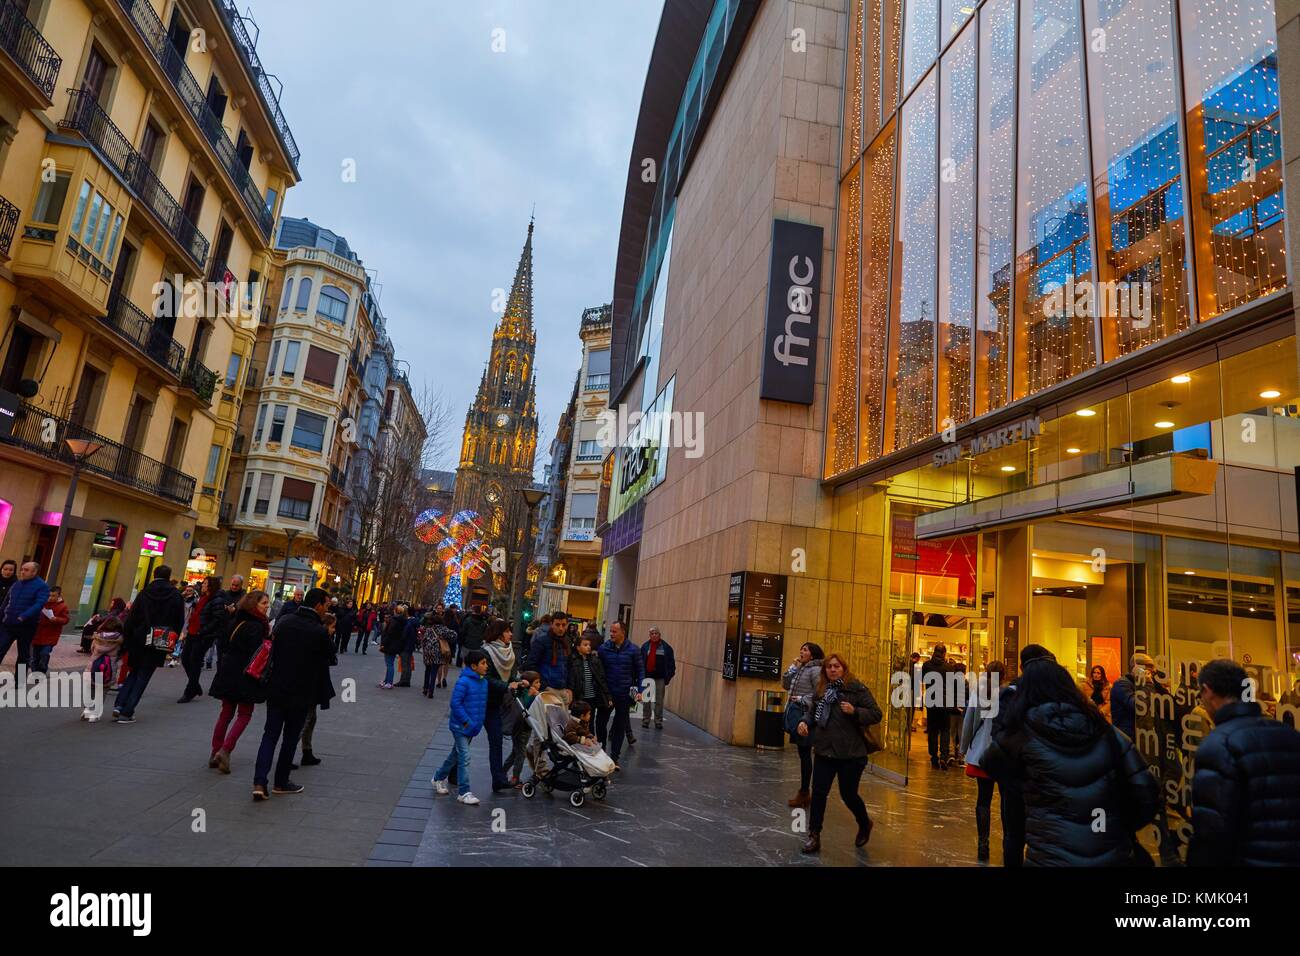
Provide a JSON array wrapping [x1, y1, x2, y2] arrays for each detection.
[[521, 781, 536, 799], [592, 780, 608, 801], [542, 781, 554, 794], [569, 789, 585, 808]]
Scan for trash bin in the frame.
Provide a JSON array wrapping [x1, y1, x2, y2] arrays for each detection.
[[754, 689, 787, 751]]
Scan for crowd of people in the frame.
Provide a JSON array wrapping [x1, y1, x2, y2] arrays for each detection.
[[4, 547, 1296, 864]]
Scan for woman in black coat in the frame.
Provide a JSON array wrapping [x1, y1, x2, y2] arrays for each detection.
[[980, 656, 1159, 866], [795, 653, 882, 855], [378, 606, 408, 688], [208, 592, 270, 774]]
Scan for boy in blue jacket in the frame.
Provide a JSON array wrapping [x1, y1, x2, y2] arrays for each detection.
[[432, 650, 489, 804]]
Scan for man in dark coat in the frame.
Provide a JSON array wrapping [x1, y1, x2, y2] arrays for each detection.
[[457, 606, 487, 666], [334, 600, 356, 655], [639, 626, 676, 730], [1188, 658, 1300, 866], [252, 588, 335, 798], [596, 621, 643, 765], [114, 566, 184, 723], [922, 644, 953, 768]]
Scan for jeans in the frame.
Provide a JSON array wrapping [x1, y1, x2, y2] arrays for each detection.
[[434, 732, 473, 796], [797, 743, 814, 792], [353, 629, 367, 653], [113, 662, 157, 718], [926, 708, 951, 762], [0, 621, 36, 668], [253, 702, 309, 788], [181, 634, 210, 697], [485, 709, 507, 788], [597, 694, 633, 761], [641, 676, 666, 724], [31, 644, 54, 674], [423, 665, 438, 694], [383, 654, 396, 684], [808, 754, 870, 834], [212, 700, 255, 753]]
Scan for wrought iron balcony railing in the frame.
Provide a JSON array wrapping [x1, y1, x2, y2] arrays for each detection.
[[100, 292, 186, 378], [1, 401, 196, 505], [0, 193, 17, 257], [317, 522, 339, 551], [182, 356, 218, 403], [214, 0, 300, 171], [114, 0, 280, 237], [60, 89, 209, 268], [0, 0, 59, 100]]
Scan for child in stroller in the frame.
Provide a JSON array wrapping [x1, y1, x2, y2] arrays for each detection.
[[520, 690, 616, 808]]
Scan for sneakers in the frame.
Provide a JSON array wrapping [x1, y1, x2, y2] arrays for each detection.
[[433, 778, 450, 795], [252, 785, 269, 801], [111, 708, 120, 720], [272, 781, 304, 795], [115, 715, 136, 724], [457, 792, 480, 805]]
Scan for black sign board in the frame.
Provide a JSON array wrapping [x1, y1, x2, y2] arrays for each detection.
[[0, 388, 17, 439], [723, 571, 788, 680], [1003, 614, 1020, 680], [759, 219, 823, 405]]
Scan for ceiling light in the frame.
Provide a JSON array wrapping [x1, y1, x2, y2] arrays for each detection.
[[1066, 447, 1081, 454], [1000, 465, 1016, 472], [1184, 570, 1195, 575], [1171, 374, 1191, 384], [1154, 420, 1175, 429], [1076, 408, 1096, 418], [1260, 389, 1281, 400]]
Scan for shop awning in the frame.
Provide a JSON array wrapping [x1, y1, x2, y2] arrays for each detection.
[[915, 452, 1218, 540]]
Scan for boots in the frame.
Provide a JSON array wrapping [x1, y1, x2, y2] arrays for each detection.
[[788, 790, 810, 809], [800, 832, 821, 854], [215, 749, 231, 775], [975, 805, 991, 862], [855, 818, 873, 847], [301, 750, 321, 766]]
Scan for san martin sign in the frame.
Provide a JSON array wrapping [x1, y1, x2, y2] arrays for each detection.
[[932, 416, 1043, 468], [760, 219, 823, 405]]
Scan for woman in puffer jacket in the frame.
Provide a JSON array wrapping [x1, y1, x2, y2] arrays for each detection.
[[959, 660, 1006, 863], [781, 641, 824, 809], [980, 656, 1159, 866]]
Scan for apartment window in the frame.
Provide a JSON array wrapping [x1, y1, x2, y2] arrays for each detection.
[[282, 341, 301, 376], [295, 277, 313, 311], [279, 278, 294, 311], [577, 439, 602, 461], [264, 186, 278, 220], [225, 353, 241, 388], [240, 473, 254, 514], [566, 493, 598, 536], [290, 410, 328, 453], [317, 285, 348, 324], [267, 341, 280, 380], [277, 477, 315, 521], [585, 349, 610, 390], [254, 473, 273, 515], [268, 405, 287, 443], [303, 345, 339, 388], [68, 181, 122, 262], [204, 444, 222, 485], [32, 173, 71, 225], [254, 403, 268, 442]]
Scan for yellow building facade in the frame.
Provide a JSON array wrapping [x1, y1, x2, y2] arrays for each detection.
[[0, 0, 297, 619]]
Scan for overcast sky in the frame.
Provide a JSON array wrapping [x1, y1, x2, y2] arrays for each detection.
[[246, 0, 663, 471]]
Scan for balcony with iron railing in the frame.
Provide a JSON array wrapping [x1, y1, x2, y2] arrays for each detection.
[[0, 0, 59, 105], [112, 0, 279, 238], [0, 401, 196, 506], [317, 522, 339, 552], [213, 0, 299, 172], [60, 89, 209, 268], [100, 292, 186, 379], [182, 356, 218, 403], [0, 193, 17, 258]]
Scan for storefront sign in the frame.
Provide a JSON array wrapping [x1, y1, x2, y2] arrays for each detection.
[[932, 416, 1043, 467], [723, 572, 743, 681], [139, 533, 167, 556], [723, 571, 787, 680], [760, 219, 823, 405], [0, 389, 17, 438], [1003, 615, 1020, 678], [94, 521, 125, 549]]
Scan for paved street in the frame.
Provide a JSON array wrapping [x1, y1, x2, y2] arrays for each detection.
[[2, 633, 982, 867]]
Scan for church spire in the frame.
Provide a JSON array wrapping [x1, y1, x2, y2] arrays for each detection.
[[497, 216, 535, 342]]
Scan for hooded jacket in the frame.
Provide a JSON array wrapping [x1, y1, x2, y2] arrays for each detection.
[[122, 578, 185, 669], [448, 667, 488, 738], [1188, 700, 1300, 866], [981, 701, 1159, 866]]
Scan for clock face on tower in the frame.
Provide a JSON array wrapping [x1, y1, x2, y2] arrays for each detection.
[[495, 413, 510, 428], [486, 485, 501, 504]]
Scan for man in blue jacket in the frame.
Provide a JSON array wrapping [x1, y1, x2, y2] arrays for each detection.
[[432, 649, 489, 805], [0, 562, 50, 671], [597, 621, 644, 766], [639, 626, 676, 730], [527, 610, 571, 690]]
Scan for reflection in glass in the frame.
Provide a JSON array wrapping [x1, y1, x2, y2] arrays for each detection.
[[865, 0, 883, 144], [941, 0, 975, 40], [937, 23, 976, 431], [828, 163, 862, 478], [885, 74, 937, 453], [883, 0, 904, 117], [843, 0, 865, 174], [1181, 0, 1287, 318], [1014, 0, 1097, 397], [1084, 0, 1190, 359], [974, 0, 1015, 417], [860, 123, 897, 464], [902, 0, 938, 94]]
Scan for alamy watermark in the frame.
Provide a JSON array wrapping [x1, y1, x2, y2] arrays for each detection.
[[1041, 277, 1153, 328], [0, 667, 103, 717], [595, 404, 704, 460]]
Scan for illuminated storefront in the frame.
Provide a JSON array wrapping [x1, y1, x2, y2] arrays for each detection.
[[822, 0, 1299, 851]]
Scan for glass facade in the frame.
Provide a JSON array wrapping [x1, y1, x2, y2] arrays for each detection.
[[829, 0, 1289, 480]]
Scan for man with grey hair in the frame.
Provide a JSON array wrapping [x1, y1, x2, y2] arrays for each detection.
[[639, 625, 675, 730], [0, 561, 50, 670]]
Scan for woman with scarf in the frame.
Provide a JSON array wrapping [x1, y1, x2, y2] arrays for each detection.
[[482, 619, 524, 793], [795, 653, 882, 855]]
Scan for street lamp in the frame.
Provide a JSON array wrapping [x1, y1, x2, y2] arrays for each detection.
[[510, 487, 547, 637], [47, 436, 105, 588], [278, 527, 300, 599]]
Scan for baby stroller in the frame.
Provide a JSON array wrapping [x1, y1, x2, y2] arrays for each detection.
[[520, 690, 615, 808]]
